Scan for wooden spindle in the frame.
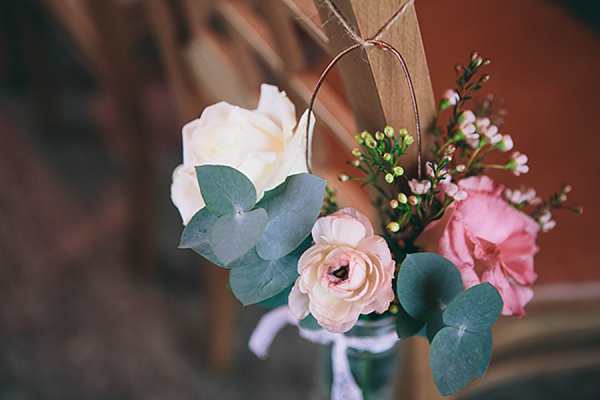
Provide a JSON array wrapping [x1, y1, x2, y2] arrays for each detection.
[[314, 0, 436, 170]]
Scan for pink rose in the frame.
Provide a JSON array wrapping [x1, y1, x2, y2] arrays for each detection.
[[415, 176, 540, 317], [289, 207, 395, 333]]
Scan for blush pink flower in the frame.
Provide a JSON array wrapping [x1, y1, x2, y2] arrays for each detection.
[[415, 176, 540, 317], [289, 207, 395, 333]]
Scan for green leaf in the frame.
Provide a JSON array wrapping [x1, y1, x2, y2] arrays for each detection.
[[443, 283, 503, 333], [430, 327, 482, 396], [179, 207, 260, 267], [425, 310, 446, 343], [397, 253, 463, 320], [209, 208, 268, 266], [196, 165, 257, 216], [395, 302, 426, 339], [226, 248, 262, 268], [179, 207, 221, 265], [256, 285, 293, 309], [474, 329, 492, 378], [299, 313, 322, 331], [255, 236, 312, 307], [256, 173, 326, 260], [229, 252, 299, 305]]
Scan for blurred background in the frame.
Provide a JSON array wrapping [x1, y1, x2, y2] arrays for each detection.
[[0, 0, 599, 399]]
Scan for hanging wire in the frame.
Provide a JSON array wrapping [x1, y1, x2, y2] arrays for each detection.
[[305, 39, 423, 180]]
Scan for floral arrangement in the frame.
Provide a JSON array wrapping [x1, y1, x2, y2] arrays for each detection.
[[171, 53, 580, 397]]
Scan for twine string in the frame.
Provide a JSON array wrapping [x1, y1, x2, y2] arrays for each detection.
[[308, 0, 422, 179], [371, 0, 416, 41], [322, 0, 370, 47]]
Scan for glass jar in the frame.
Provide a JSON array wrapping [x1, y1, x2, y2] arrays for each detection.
[[315, 315, 401, 400]]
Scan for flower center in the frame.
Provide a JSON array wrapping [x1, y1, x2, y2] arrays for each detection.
[[330, 261, 349, 280]]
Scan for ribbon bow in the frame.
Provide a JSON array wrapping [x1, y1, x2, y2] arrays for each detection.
[[249, 307, 399, 400]]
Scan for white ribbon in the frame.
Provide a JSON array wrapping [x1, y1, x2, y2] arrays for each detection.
[[249, 307, 399, 400]]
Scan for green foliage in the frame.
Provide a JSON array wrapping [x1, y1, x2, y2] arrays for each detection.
[[443, 283, 503, 332], [298, 313, 322, 331], [473, 329, 493, 378], [429, 327, 483, 396], [256, 173, 325, 260], [179, 207, 221, 265], [395, 253, 503, 396], [180, 166, 326, 305], [209, 208, 268, 266], [229, 253, 299, 305], [195, 165, 257, 216], [320, 186, 339, 216], [180, 208, 262, 268], [396, 253, 463, 321], [256, 285, 293, 309], [394, 302, 425, 339], [425, 310, 446, 343], [431, 283, 502, 390], [182, 167, 325, 269]]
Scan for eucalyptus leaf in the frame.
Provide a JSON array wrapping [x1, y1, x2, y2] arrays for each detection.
[[443, 283, 503, 332], [229, 252, 299, 305], [209, 208, 268, 266], [179, 208, 260, 267], [425, 310, 446, 343], [395, 302, 426, 339], [299, 313, 322, 331], [397, 253, 463, 320], [196, 165, 257, 216], [430, 327, 482, 396], [179, 207, 221, 265], [474, 329, 493, 378], [226, 247, 262, 268], [256, 173, 326, 260], [256, 285, 293, 309]]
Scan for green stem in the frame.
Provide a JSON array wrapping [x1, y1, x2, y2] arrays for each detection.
[[479, 163, 509, 170], [466, 145, 483, 170], [436, 138, 457, 157]]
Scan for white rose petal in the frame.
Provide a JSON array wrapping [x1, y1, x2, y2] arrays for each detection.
[[171, 84, 310, 225]]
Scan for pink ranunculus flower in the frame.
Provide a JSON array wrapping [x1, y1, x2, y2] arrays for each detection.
[[289, 207, 395, 333], [414, 176, 540, 317]]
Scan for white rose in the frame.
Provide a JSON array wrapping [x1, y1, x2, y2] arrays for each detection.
[[171, 84, 312, 224], [289, 207, 395, 333]]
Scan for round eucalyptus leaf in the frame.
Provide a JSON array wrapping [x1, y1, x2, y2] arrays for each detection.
[[430, 327, 482, 396], [256, 173, 326, 260], [395, 302, 426, 339], [209, 208, 267, 266], [397, 253, 463, 320], [179, 207, 221, 264], [443, 282, 503, 332], [229, 253, 299, 305], [179, 207, 260, 268], [196, 165, 257, 216], [425, 310, 446, 343], [474, 329, 493, 378], [256, 285, 293, 309]]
